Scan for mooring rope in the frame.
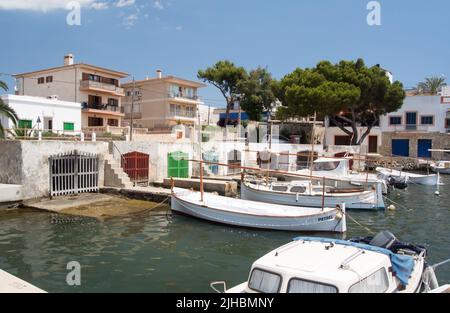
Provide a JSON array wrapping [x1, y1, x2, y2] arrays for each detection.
[[345, 212, 376, 235], [383, 196, 410, 211]]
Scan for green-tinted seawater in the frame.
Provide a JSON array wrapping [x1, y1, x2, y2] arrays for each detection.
[[1, 176, 449, 293]]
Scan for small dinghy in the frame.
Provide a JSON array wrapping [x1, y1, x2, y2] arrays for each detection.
[[241, 179, 385, 210], [171, 188, 346, 233], [431, 161, 450, 175], [212, 231, 447, 293], [376, 167, 438, 186]]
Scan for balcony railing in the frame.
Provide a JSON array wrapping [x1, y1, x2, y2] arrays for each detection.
[[168, 93, 200, 101], [80, 80, 125, 95], [169, 110, 196, 119], [82, 103, 123, 113], [390, 125, 431, 132]]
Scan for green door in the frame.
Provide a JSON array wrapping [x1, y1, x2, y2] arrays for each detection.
[[168, 151, 189, 178], [63, 122, 75, 131]]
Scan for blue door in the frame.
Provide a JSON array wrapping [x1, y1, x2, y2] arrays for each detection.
[[392, 139, 410, 157], [418, 139, 432, 158]]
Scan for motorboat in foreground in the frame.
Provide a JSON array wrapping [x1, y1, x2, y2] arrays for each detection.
[[212, 231, 448, 293], [170, 188, 346, 233], [241, 179, 385, 210], [431, 161, 450, 175], [376, 167, 439, 186]]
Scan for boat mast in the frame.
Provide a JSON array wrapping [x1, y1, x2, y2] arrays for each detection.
[[309, 112, 317, 178]]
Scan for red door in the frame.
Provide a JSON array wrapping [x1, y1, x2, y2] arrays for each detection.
[[121, 152, 150, 183]]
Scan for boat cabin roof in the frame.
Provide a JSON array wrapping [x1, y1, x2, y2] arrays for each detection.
[[249, 240, 392, 292]]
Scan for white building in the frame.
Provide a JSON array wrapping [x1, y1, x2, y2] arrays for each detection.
[[198, 104, 219, 126], [0, 94, 82, 134], [323, 119, 382, 155], [379, 95, 450, 158]]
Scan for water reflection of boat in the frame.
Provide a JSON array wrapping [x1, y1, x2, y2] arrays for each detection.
[[213, 231, 447, 294], [171, 188, 346, 233], [241, 179, 385, 210]]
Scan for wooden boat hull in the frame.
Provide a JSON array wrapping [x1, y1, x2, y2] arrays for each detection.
[[241, 182, 384, 210], [171, 188, 346, 233]]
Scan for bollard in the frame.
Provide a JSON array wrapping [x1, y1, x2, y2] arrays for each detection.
[[38, 131, 42, 141], [92, 132, 96, 142], [80, 132, 85, 142], [125, 134, 130, 142]]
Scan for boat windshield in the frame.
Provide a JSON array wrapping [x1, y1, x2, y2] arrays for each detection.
[[248, 269, 282, 293], [312, 161, 341, 171], [287, 278, 338, 293]]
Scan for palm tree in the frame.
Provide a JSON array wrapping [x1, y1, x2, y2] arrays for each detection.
[[417, 76, 447, 95], [0, 80, 19, 138]]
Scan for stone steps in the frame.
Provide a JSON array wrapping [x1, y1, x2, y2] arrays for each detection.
[[104, 154, 133, 188]]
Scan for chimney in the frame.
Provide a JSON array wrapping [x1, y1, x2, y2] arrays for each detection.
[[64, 54, 74, 66], [156, 69, 162, 79]]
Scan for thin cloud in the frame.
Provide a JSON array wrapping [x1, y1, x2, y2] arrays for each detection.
[[116, 0, 135, 8], [122, 13, 138, 28], [153, 1, 164, 10], [0, 0, 98, 11], [91, 2, 109, 10]]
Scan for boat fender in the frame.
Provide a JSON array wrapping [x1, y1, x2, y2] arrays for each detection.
[[335, 205, 344, 220], [296, 193, 299, 203], [435, 191, 440, 196], [388, 205, 396, 211]]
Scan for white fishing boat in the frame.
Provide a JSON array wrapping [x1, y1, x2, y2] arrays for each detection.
[[376, 167, 438, 186], [212, 231, 447, 293], [431, 161, 450, 175], [293, 158, 389, 194], [241, 179, 385, 210], [171, 188, 346, 233]]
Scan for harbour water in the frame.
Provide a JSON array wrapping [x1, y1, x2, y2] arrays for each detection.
[[0, 176, 449, 293]]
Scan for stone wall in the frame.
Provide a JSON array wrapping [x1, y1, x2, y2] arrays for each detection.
[[381, 132, 450, 159], [0, 141, 109, 200], [0, 141, 23, 185], [111, 141, 196, 183]]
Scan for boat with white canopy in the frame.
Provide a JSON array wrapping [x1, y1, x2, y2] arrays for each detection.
[[376, 167, 439, 186], [171, 187, 346, 233], [429, 150, 450, 175], [431, 161, 450, 175], [241, 179, 385, 210], [293, 157, 389, 194], [211, 231, 448, 293]]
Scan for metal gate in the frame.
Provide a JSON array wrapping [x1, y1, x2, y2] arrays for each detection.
[[121, 151, 150, 183], [49, 151, 99, 197]]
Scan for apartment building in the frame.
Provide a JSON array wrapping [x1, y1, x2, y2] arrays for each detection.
[[379, 93, 450, 159], [121, 70, 206, 131], [14, 54, 129, 134]]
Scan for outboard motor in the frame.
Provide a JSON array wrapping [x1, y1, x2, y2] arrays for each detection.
[[369, 231, 398, 250], [387, 176, 408, 190]]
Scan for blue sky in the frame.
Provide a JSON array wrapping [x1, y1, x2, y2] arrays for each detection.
[[0, 0, 449, 107]]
